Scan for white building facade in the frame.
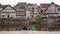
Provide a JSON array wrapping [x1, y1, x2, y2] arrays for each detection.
[[40, 2, 60, 22], [26, 4, 39, 18], [0, 5, 16, 18]]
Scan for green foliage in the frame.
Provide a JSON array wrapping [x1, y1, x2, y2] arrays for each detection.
[[30, 12, 45, 30], [35, 12, 41, 23], [30, 12, 41, 24], [36, 12, 41, 20], [36, 12, 41, 17], [31, 21, 39, 24]]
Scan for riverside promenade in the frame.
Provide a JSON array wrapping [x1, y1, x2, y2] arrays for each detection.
[[0, 31, 60, 34]]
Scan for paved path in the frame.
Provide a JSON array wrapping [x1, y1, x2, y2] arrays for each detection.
[[0, 31, 60, 34]]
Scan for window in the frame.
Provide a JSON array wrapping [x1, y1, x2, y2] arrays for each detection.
[[11, 15, 15, 18], [20, 7, 25, 9], [17, 12, 25, 15], [2, 12, 15, 13], [1, 15, 6, 18], [27, 7, 33, 11], [48, 14, 53, 16]]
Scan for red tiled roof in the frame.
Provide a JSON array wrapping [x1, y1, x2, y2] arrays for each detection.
[[40, 2, 57, 11], [40, 2, 56, 13], [40, 4, 50, 10], [40, 4, 50, 14]]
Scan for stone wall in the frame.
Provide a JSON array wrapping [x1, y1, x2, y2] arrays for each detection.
[[0, 20, 29, 31]]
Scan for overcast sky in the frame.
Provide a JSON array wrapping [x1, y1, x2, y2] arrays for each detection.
[[0, 0, 60, 6]]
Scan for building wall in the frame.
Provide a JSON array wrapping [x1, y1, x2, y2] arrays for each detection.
[[14, 2, 26, 18], [26, 4, 39, 18], [47, 4, 58, 12], [0, 6, 16, 18], [46, 4, 58, 17], [40, 2, 60, 22]]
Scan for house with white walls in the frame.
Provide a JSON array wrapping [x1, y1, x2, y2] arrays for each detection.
[[0, 5, 16, 18]]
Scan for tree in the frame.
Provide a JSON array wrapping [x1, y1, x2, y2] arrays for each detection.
[[35, 12, 41, 23], [30, 12, 41, 24], [35, 12, 45, 30]]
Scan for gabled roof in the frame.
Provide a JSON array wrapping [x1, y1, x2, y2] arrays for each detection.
[[40, 4, 50, 9], [27, 3, 35, 6], [1, 5, 16, 11], [40, 2, 58, 10], [0, 3, 2, 8], [0, 4, 6, 11], [44, 2, 59, 11], [15, 2, 26, 6], [14, 2, 26, 11], [40, 2, 60, 13], [51, 2, 55, 4]]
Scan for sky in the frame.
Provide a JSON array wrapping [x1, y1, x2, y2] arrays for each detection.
[[0, 0, 60, 6]]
